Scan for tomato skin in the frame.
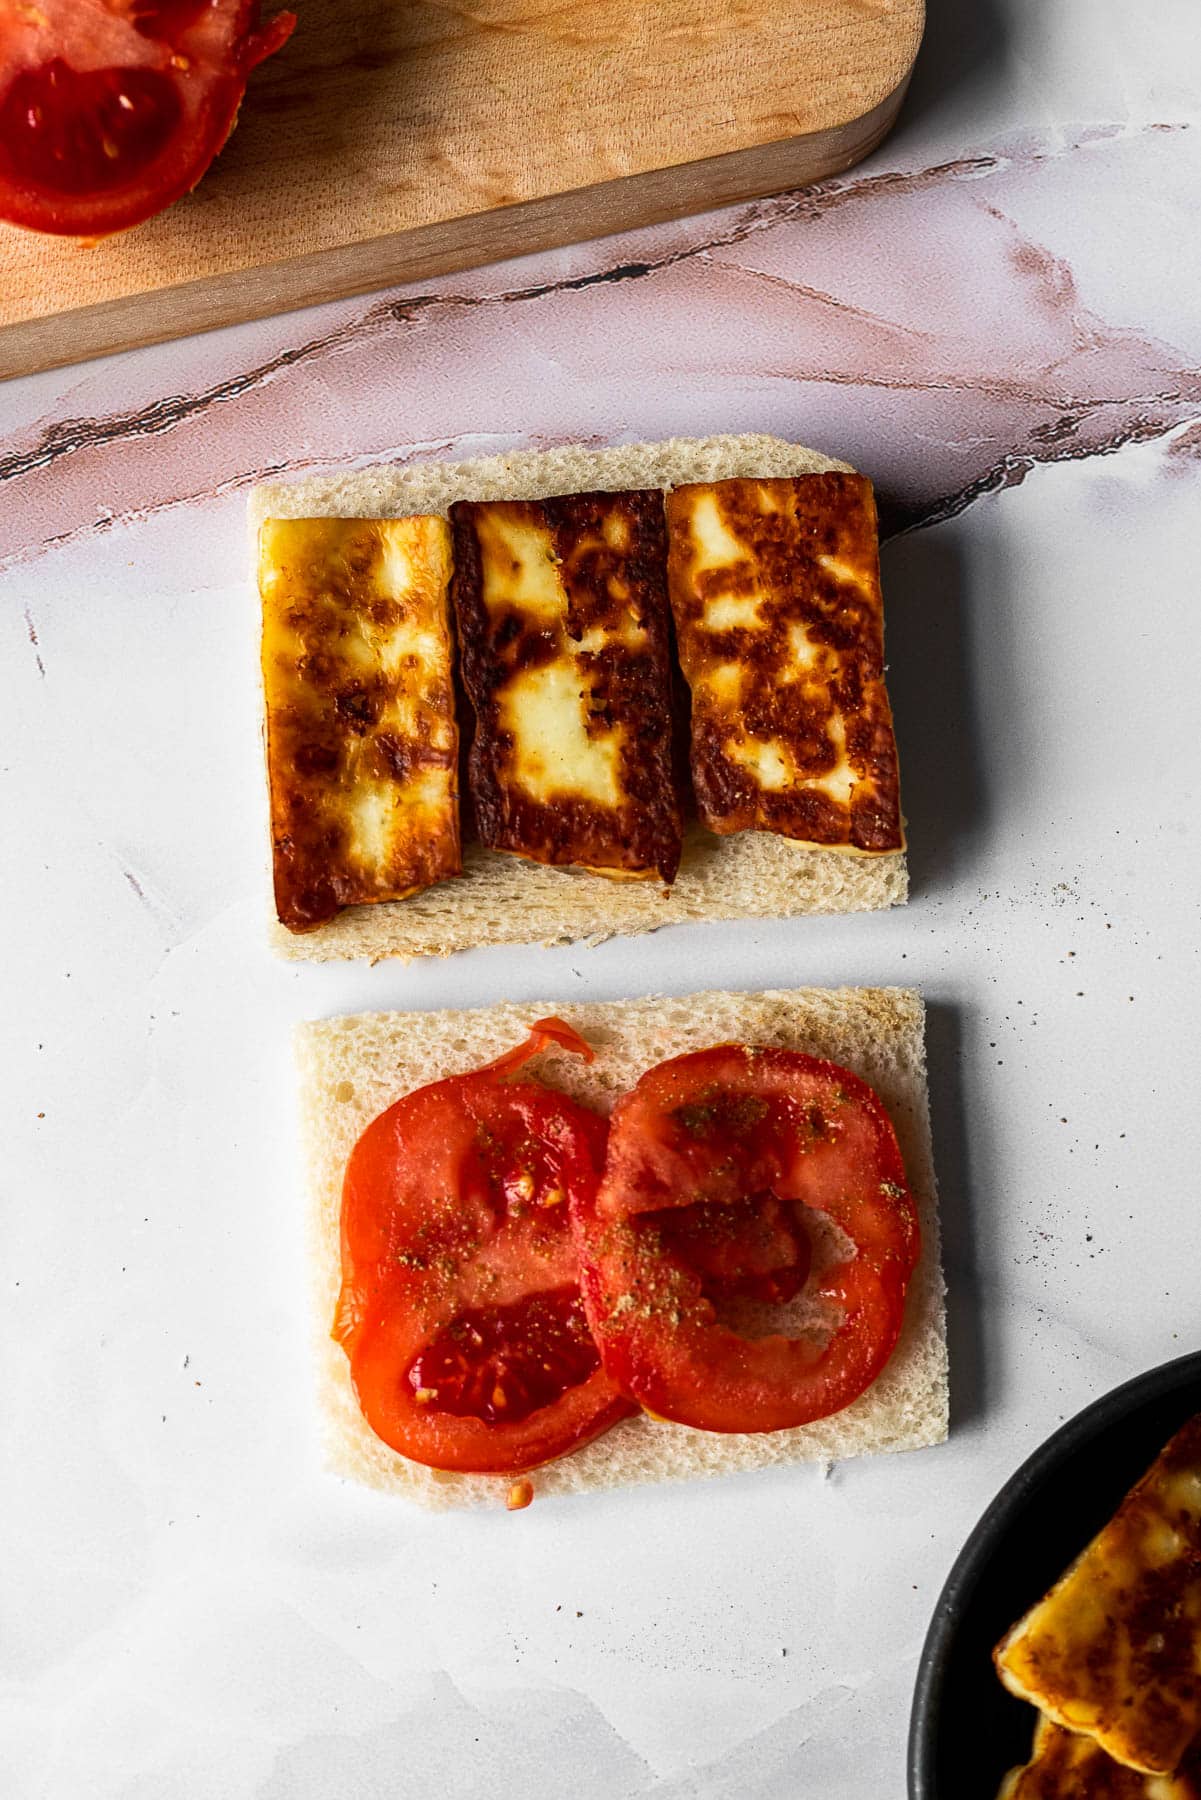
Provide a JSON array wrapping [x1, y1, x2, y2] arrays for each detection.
[[572, 1046, 920, 1434], [336, 1019, 635, 1476], [0, 0, 295, 237]]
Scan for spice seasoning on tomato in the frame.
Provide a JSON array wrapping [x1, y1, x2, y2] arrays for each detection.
[[571, 1045, 919, 1433], [335, 1018, 635, 1474]]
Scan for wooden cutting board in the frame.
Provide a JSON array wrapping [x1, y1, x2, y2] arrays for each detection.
[[0, 0, 924, 381]]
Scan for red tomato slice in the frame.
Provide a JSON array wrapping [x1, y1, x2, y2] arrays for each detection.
[[336, 1018, 635, 1475], [572, 1045, 920, 1434], [0, 0, 294, 236]]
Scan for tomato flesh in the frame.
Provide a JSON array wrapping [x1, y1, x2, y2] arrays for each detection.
[[406, 1287, 602, 1426], [572, 1046, 920, 1434], [336, 1019, 635, 1475], [0, 0, 295, 236], [3, 61, 182, 196], [132, 2, 215, 38], [656, 1193, 813, 1306]]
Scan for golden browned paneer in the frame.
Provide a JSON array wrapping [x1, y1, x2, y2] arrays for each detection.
[[260, 516, 460, 932], [999, 1717, 1201, 1799], [664, 473, 902, 853], [996, 1415, 1201, 1775], [449, 491, 681, 882]]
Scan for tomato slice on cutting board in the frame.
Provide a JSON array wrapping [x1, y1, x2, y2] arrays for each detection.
[[335, 1019, 635, 1475], [572, 1045, 920, 1434], [0, 0, 295, 237]]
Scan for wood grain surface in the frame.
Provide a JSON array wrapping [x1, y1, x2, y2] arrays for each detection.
[[0, 0, 924, 379]]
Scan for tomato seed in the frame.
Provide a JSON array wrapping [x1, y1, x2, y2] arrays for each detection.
[[407, 1288, 600, 1425]]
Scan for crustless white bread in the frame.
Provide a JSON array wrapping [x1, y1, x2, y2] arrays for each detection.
[[251, 436, 907, 963], [296, 985, 947, 1509]]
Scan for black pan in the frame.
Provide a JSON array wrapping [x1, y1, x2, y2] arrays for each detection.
[[908, 1349, 1201, 1797]]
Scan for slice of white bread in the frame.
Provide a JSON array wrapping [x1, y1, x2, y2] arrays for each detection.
[[296, 985, 947, 1509], [251, 435, 908, 963]]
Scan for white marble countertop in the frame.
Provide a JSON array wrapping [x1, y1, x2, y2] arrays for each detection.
[[3, 4, 1200, 1795]]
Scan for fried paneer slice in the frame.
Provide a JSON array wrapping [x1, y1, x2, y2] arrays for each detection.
[[664, 473, 903, 853], [449, 491, 681, 882], [999, 1717, 1201, 1799], [996, 1415, 1201, 1775], [260, 516, 460, 932]]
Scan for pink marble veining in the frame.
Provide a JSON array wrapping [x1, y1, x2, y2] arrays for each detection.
[[1, 123, 1198, 573]]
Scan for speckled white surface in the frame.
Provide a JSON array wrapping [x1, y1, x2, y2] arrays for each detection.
[[3, 3, 1201, 1795]]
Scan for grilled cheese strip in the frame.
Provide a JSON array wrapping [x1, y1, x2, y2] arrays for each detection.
[[664, 474, 903, 853], [996, 1416, 1201, 1775], [260, 517, 460, 932], [450, 492, 681, 882], [999, 1717, 1201, 1799]]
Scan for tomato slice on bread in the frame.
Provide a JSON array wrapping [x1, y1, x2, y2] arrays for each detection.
[[0, 0, 294, 237], [335, 1019, 635, 1475], [571, 1045, 919, 1434]]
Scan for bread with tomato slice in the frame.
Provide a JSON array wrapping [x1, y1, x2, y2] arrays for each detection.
[[251, 435, 907, 963], [296, 985, 947, 1508]]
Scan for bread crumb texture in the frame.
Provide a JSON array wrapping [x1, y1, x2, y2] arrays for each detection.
[[296, 986, 948, 1509], [253, 437, 906, 963]]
